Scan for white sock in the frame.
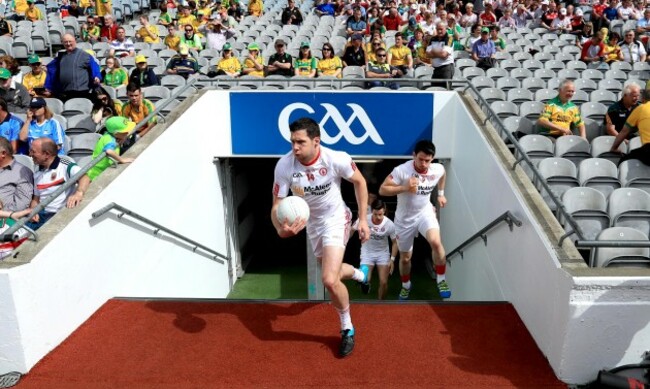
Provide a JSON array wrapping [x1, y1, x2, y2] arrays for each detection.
[[437, 274, 446, 283], [402, 280, 411, 289], [336, 306, 353, 331], [352, 268, 365, 282]]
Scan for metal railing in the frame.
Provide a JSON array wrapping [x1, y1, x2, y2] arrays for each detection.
[[91, 202, 229, 264], [0, 78, 197, 243], [446, 211, 523, 262]]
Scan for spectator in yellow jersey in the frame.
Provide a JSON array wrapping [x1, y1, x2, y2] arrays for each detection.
[[24, 0, 43, 21], [387, 32, 413, 77], [248, 0, 263, 16], [317, 43, 343, 78], [101, 57, 129, 89], [13, 0, 29, 16], [294, 41, 317, 77], [611, 88, 650, 166], [95, 0, 111, 19], [537, 79, 586, 139], [164, 24, 181, 51], [366, 36, 385, 65], [178, 6, 199, 30], [23, 55, 47, 97], [122, 83, 156, 137], [209, 43, 241, 77], [136, 15, 160, 44], [243, 42, 265, 77], [81, 16, 101, 43]]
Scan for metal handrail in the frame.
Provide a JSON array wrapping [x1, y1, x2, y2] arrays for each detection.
[[575, 240, 650, 248], [0, 78, 197, 243], [91, 202, 229, 264], [446, 211, 522, 262]]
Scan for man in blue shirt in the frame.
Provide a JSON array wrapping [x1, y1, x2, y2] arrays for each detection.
[[0, 98, 23, 153], [346, 6, 367, 39], [472, 27, 497, 70], [315, 0, 335, 16]]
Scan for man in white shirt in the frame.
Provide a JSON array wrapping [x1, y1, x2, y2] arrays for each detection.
[[620, 30, 647, 62], [427, 22, 455, 84]]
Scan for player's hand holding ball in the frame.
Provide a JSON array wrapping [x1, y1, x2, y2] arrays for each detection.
[[276, 196, 309, 238]]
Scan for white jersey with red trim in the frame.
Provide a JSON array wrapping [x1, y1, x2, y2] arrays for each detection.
[[353, 214, 396, 259], [273, 146, 357, 229], [34, 157, 81, 213], [390, 160, 445, 225]]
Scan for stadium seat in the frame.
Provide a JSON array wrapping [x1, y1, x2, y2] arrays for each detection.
[[499, 59, 521, 71], [535, 88, 558, 104], [573, 78, 597, 93], [537, 157, 580, 211], [509, 68, 533, 81], [143, 86, 172, 102], [598, 79, 624, 94], [61, 98, 93, 118], [66, 114, 98, 135], [480, 88, 506, 104], [507, 88, 533, 104], [495, 77, 520, 92], [581, 69, 604, 81], [342, 66, 364, 79], [486, 67, 508, 79], [67, 133, 101, 160], [44, 98, 64, 115], [544, 59, 565, 72], [522, 78, 547, 93], [591, 135, 627, 164], [160, 75, 186, 89], [517, 134, 554, 180], [555, 135, 591, 167], [608, 188, 650, 236], [557, 69, 580, 81], [14, 154, 35, 172], [561, 187, 609, 240], [534, 68, 556, 81], [593, 227, 650, 268], [590, 90, 618, 106], [519, 101, 546, 120], [579, 158, 621, 199], [471, 76, 496, 89], [629, 137, 643, 152], [619, 159, 650, 194], [566, 60, 587, 71], [604, 69, 628, 82], [463, 66, 486, 80], [581, 102, 608, 122], [611, 61, 633, 72], [455, 58, 477, 71], [521, 59, 544, 71], [490, 101, 519, 119]]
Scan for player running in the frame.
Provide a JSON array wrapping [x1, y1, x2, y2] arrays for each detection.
[[271, 117, 371, 357], [378, 140, 451, 300], [351, 198, 398, 300]]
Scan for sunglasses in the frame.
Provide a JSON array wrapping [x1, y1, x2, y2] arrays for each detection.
[[377, 54, 386, 57], [185, 29, 193, 32], [322, 48, 332, 51]]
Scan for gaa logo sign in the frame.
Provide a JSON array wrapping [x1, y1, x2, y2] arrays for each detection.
[[0, 372, 21, 388], [278, 103, 385, 146]]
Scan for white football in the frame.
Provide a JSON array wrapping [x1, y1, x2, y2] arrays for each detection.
[[277, 196, 310, 224]]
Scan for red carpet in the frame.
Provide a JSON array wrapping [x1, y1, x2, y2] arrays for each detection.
[[18, 299, 564, 388]]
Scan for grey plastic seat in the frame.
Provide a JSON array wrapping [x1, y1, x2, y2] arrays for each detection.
[[160, 74, 186, 89], [591, 136, 627, 164], [486, 67, 509, 79], [535, 89, 558, 104], [44, 98, 64, 115], [629, 136, 643, 152], [544, 59, 565, 72], [566, 60, 587, 71], [67, 133, 102, 160], [490, 101, 519, 119], [579, 158, 622, 199], [561, 187, 609, 241], [480, 88, 507, 104], [597, 79, 623, 94], [522, 78, 546, 92], [521, 59, 544, 71], [619, 159, 650, 195], [496, 77, 520, 92], [507, 88, 534, 104], [582, 68, 605, 81], [573, 78, 597, 93], [517, 134, 554, 180], [509, 68, 533, 81], [581, 102, 608, 122], [499, 59, 521, 71], [342, 66, 365, 78], [534, 68, 556, 81], [608, 188, 650, 236], [557, 69, 580, 81], [583, 118, 605, 143], [455, 58, 477, 71], [537, 157, 580, 211], [604, 69, 628, 82], [555, 52, 577, 63], [590, 90, 618, 106], [14, 154, 35, 172], [520, 101, 546, 120], [143, 86, 172, 102], [592, 227, 650, 268], [534, 52, 554, 62], [572, 90, 590, 105], [61, 98, 93, 118], [65, 114, 98, 135], [471, 76, 496, 89], [555, 135, 591, 167], [611, 61, 633, 72], [463, 66, 486, 80]]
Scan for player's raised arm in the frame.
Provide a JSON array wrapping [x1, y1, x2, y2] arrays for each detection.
[[271, 195, 306, 238], [379, 174, 413, 197]]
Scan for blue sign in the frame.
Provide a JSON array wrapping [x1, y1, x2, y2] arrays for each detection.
[[230, 92, 434, 156]]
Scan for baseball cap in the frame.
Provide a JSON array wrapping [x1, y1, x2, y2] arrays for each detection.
[[481, 27, 490, 33], [408, 16, 417, 26], [0, 68, 11, 79], [179, 45, 189, 55], [541, 0, 549, 5], [559, 8, 567, 15], [29, 97, 46, 109], [27, 54, 40, 64], [105, 116, 136, 135], [222, 42, 232, 51], [351, 34, 362, 41], [248, 42, 260, 51], [575, 9, 584, 16], [300, 41, 310, 48], [410, 3, 417, 9], [135, 54, 147, 63], [275, 38, 286, 46]]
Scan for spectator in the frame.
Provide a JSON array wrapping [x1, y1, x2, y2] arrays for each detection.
[[460, 3, 477, 27], [580, 31, 606, 65], [281, 0, 303, 25], [293, 42, 317, 77], [575, 21, 594, 46], [109, 27, 136, 58], [166, 45, 199, 78], [81, 16, 101, 43], [618, 0, 639, 21], [413, 33, 432, 68], [315, 0, 336, 17], [489, 25, 506, 52], [571, 9, 585, 33], [22, 54, 47, 98], [604, 31, 623, 63], [122, 84, 156, 137], [0, 55, 22, 84], [550, 7, 572, 33], [464, 23, 482, 52], [180, 25, 203, 53], [497, 9, 515, 29], [239, 42, 263, 77], [603, 0, 619, 27], [178, 6, 199, 30], [129, 56, 159, 87], [366, 36, 385, 65], [401, 17, 419, 41], [317, 42, 343, 78], [346, 6, 367, 38], [25, 138, 87, 230], [24, 0, 43, 21], [539, 1, 558, 30], [67, 0, 82, 17], [164, 24, 181, 51], [228, 1, 244, 23], [605, 84, 641, 141], [136, 15, 160, 44], [472, 27, 497, 70], [158, 4, 173, 26], [387, 33, 413, 77], [44, 34, 101, 102], [446, 14, 463, 38], [366, 47, 400, 89], [512, 4, 533, 28], [383, 7, 403, 31], [420, 11, 436, 34], [0, 137, 33, 213], [19, 97, 65, 155], [101, 57, 129, 89], [428, 22, 454, 82], [537, 79, 587, 139], [636, 8, 650, 35], [592, 0, 608, 30], [620, 30, 647, 62], [479, 2, 497, 26], [100, 14, 119, 42], [85, 116, 135, 182], [0, 16, 12, 37], [342, 33, 366, 67], [0, 98, 24, 153], [369, 18, 386, 38], [208, 42, 241, 77], [267, 39, 293, 77], [92, 86, 122, 124], [203, 18, 236, 51], [248, 0, 263, 16], [408, 27, 426, 53], [96, 0, 112, 20], [0, 68, 29, 114]]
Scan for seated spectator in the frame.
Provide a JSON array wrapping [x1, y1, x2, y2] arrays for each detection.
[[611, 88, 650, 165], [460, 3, 477, 28], [0, 98, 23, 153], [44, 34, 101, 102], [281, 0, 303, 25], [166, 45, 199, 79], [95, 0, 111, 21], [294, 42, 317, 77], [227, 1, 244, 24], [366, 47, 401, 89], [383, 7, 403, 31], [618, 0, 639, 21], [498, 8, 516, 28], [479, 2, 497, 26], [108, 27, 136, 58], [591, 0, 608, 30], [619, 30, 646, 62], [603, 0, 619, 27], [92, 86, 122, 124], [446, 15, 463, 41], [471, 27, 497, 70], [489, 25, 506, 52], [636, 8, 650, 35], [315, 0, 336, 17], [266, 39, 293, 77], [369, 18, 386, 39], [0, 55, 23, 84], [100, 14, 119, 42], [23, 54, 47, 98], [550, 8, 572, 33], [85, 116, 135, 182], [407, 27, 425, 54], [164, 24, 181, 51], [136, 15, 160, 44], [537, 79, 586, 139], [342, 34, 366, 67], [575, 22, 594, 47], [580, 32, 605, 65], [401, 17, 419, 42], [129, 56, 159, 88], [178, 6, 199, 30], [122, 84, 156, 137], [605, 84, 641, 141], [158, 4, 173, 26], [539, 1, 558, 30], [420, 11, 435, 34], [203, 18, 236, 51], [241, 42, 265, 78], [208, 43, 241, 77], [317, 43, 343, 78], [19, 98, 65, 155], [387, 33, 413, 77], [365, 33, 385, 62], [571, 9, 585, 33], [0, 68, 29, 114], [67, 0, 82, 17], [0, 198, 32, 258], [101, 57, 129, 89], [180, 25, 203, 53], [24, 0, 43, 21], [0, 16, 12, 37], [512, 4, 533, 28], [25, 138, 88, 230], [248, 0, 263, 16], [346, 6, 367, 39], [413, 33, 432, 68], [604, 31, 623, 63], [81, 16, 101, 43], [464, 23, 482, 52], [0, 137, 33, 213]]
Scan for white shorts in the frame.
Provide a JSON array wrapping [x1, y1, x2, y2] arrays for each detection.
[[308, 208, 352, 258], [395, 210, 439, 253], [360, 254, 391, 266]]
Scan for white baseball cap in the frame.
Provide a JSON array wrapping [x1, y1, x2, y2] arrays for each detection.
[[575, 9, 583, 16], [541, 0, 549, 5], [559, 7, 567, 14]]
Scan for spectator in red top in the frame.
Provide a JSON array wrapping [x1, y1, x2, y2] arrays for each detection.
[[592, 0, 608, 30], [571, 9, 585, 32], [580, 31, 605, 65], [540, 1, 558, 30], [100, 14, 119, 42], [479, 2, 497, 26], [383, 7, 403, 31]]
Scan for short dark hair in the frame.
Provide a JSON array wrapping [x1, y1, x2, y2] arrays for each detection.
[[0, 98, 8, 113], [0, 137, 12, 157], [289, 117, 320, 139], [414, 140, 436, 156], [370, 198, 386, 211], [127, 83, 141, 94]]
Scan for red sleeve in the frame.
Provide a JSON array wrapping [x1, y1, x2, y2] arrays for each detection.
[[598, 42, 605, 56], [580, 41, 590, 59]]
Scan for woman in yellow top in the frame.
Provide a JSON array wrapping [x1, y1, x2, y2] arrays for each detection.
[[213, 42, 241, 76], [23, 54, 47, 97], [248, 0, 263, 16], [317, 43, 343, 78], [414, 34, 432, 68], [243, 42, 265, 77], [365, 36, 385, 64], [294, 42, 317, 77], [604, 31, 623, 63], [136, 15, 160, 43]]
